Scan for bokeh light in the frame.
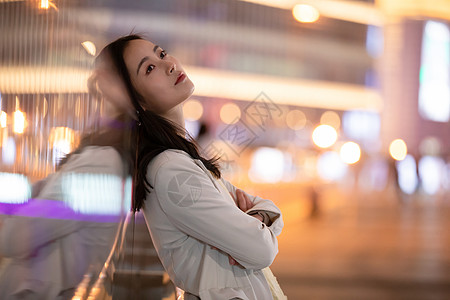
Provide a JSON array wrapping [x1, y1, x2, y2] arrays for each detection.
[[183, 99, 204, 121], [286, 109, 307, 130], [342, 110, 380, 141], [389, 139, 407, 161], [40, 0, 49, 9], [419, 136, 442, 156], [340, 141, 361, 164], [419, 20, 450, 122], [312, 124, 338, 148], [292, 4, 320, 23], [317, 151, 347, 181], [0, 172, 30, 204], [0, 111, 6, 128], [249, 147, 285, 183], [220, 102, 241, 124], [39, 0, 57, 11], [13, 110, 25, 134], [320, 110, 341, 129], [62, 173, 124, 215], [81, 41, 96, 56], [419, 155, 445, 195], [50, 127, 78, 165], [396, 154, 418, 195]]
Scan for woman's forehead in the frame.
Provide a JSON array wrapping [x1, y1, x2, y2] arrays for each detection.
[[126, 39, 156, 56], [124, 39, 157, 73]]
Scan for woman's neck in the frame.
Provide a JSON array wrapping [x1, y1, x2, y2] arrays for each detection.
[[161, 104, 185, 130]]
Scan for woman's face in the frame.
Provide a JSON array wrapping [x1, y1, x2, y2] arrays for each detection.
[[124, 39, 194, 115]]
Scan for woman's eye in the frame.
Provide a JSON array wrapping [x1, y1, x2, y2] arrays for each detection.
[[160, 50, 167, 59], [146, 64, 155, 74]]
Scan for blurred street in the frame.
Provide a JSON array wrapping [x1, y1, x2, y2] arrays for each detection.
[[271, 190, 450, 300]]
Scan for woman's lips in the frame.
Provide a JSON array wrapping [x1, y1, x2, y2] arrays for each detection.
[[175, 72, 186, 85]]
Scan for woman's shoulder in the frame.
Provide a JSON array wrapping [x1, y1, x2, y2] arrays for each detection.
[[146, 149, 200, 182], [149, 149, 193, 170]]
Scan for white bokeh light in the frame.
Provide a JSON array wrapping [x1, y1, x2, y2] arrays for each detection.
[[340, 142, 361, 164], [419, 156, 445, 195], [0, 172, 30, 204], [396, 154, 418, 195], [317, 151, 347, 181], [249, 147, 286, 183], [312, 125, 338, 148]]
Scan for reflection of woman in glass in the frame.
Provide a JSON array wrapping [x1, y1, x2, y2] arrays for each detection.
[[95, 35, 285, 300], [0, 75, 132, 299]]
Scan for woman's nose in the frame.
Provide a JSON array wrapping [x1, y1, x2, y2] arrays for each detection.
[[167, 63, 175, 75]]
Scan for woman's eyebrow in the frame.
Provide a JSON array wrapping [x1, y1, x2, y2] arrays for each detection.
[[137, 56, 149, 75], [136, 45, 161, 75]]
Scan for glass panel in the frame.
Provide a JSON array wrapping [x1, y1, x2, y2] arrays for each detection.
[[0, 1, 134, 299]]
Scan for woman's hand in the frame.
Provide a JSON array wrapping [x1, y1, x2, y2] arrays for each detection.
[[234, 189, 263, 222]]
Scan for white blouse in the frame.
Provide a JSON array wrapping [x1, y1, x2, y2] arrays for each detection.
[[142, 149, 284, 300]]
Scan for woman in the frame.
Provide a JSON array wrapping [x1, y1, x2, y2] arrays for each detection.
[[97, 35, 284, 300]]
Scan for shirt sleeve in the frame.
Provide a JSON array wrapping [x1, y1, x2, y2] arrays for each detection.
[[219, 178, 284, 236], [151, 152, 280, 270]]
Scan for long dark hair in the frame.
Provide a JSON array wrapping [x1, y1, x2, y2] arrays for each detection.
[[98, 34, 221, 212]]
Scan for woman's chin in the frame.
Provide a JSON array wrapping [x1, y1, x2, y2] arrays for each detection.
[[182, 81, 195, 100], [186, 79, 195, 93]]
